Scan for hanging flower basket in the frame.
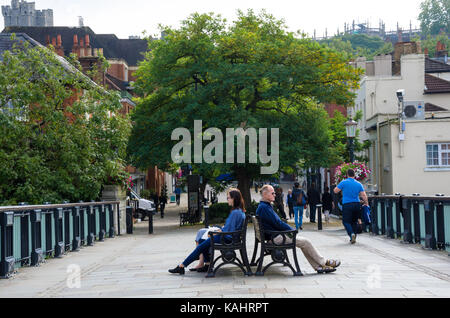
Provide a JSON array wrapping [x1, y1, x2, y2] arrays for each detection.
[[335, 162, 371, 184]]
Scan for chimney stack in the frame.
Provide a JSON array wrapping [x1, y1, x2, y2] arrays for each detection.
[[54, 34, 64, 57]]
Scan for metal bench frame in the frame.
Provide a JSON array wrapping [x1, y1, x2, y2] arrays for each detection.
[[206, 216, 252, 278], [251, 215, 302, 276]]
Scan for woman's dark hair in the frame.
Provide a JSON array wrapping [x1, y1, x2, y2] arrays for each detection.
[[228, 188, 246, 212]]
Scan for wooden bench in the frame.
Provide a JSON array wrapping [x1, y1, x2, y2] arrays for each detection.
[[205, 216, 252, 278], [250, 215, 303, 276]]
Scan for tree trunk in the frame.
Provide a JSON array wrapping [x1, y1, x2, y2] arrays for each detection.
[[236, 168, 252, 211]]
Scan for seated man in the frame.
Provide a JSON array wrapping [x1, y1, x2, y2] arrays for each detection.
[[256, 185, 341, 274]]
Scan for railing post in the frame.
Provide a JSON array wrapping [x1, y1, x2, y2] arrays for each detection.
[[371, 198, 379, 235], [1, 212, 15, 278], [395, 195, 402, 238], [63, 205, 71, 252], [412, 199, 421, 244], [435, 200, 446, 250], [424, 200, 437, 250], [386, 199, 395, 239], [72, 206, 81, 251], [98, 205, 106, 242], [54, 208, 64, 258], [116, 203, 121, 236], [108, 204, 115, 238], [380, 199, 386, 235], [30, 209, 43, 266], [20, 210, 30, 266], [79, 202, 85, 246], [43, 203, 53, 255], [402, 198, 413, 244], [87, 205, 95, 246], [317, 204, 323, 231]]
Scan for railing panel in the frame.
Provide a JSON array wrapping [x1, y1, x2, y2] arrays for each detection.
[[419, 203, 426, 246], [444, 205, 450, 253], [13, 215, 21, 268]]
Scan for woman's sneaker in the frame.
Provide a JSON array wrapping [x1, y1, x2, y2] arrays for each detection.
[[351, 234, 357, 244]]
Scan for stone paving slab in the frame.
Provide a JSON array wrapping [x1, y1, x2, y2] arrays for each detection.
[[0, 202, 449, 298]]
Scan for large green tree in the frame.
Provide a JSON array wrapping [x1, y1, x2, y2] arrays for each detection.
[[129, 10, 361, 206], [419, 0, 450, 36], [0, 38, 131, 205]]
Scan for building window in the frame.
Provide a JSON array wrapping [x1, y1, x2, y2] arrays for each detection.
[[426, 143, 450, 166]]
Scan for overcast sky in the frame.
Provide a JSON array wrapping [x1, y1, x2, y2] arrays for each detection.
[[1, 0, 425, 39]]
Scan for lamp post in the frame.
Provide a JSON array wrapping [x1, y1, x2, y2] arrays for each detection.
[[345, 117, 358, 163]]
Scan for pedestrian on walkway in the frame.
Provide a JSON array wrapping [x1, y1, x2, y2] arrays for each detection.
[[274, 187, 287, 220], [334, 169, 369, 244], [307, 183, 321, 223], [175, 187, 181, 206], [322, 186, 334, 223], [256, 185, 340, 274], [159, 194, 167, 219], [286, 189, 294, 220], [292, 182, 307, 230], [168, 188, 246, 275]]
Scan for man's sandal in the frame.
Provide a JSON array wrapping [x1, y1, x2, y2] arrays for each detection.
[[326, 259, 341, 268], [316, 265, 336, 274]]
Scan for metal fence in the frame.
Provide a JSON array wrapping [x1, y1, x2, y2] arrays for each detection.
[[368, 195, 450, 254], [0, 201, 120, 279]]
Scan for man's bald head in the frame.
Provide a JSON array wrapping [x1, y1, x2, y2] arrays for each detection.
[[260, 185, 275, 202]]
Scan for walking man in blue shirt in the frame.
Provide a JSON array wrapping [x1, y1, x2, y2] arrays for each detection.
[[334, 169, 369, 244]]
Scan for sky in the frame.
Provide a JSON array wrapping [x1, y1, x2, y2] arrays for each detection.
[[1, 0, 425, 39]]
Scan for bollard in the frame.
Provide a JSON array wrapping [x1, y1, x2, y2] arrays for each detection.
[[204, 205, 210, 228], [316, 204, 323, 231], [148, 209, 154, 234]]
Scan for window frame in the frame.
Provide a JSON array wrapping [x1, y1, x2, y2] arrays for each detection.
[[426, 142, 450, 167]]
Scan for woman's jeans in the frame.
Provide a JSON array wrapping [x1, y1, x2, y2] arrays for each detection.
[[294, 206, 304, 229], [182, 235, 230, 267], [342, 202, 361, 239]]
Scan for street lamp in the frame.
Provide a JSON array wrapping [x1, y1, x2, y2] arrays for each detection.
[[345, 117, 358, 163]]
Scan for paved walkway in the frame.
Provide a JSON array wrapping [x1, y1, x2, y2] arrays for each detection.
[[1, 199, 449, 298]]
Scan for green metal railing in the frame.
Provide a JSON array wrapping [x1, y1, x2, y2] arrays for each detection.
[[369, 195, 450, 253], [0, 201, 119, 278]]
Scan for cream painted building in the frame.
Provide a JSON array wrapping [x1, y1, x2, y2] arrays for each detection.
[[351, 42, 450, 196]]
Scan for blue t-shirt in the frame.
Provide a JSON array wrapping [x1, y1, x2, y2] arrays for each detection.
[[337, 178, 365, 204]]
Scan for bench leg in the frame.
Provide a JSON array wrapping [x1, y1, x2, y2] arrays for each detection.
[[250, 239, 260, 267], [239, 249, 253, 276]]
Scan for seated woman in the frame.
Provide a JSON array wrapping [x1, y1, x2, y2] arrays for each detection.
[[169, 188, 246, 275]]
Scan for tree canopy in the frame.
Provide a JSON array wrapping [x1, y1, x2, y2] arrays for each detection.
[[129, 10, 362, 205], [0, 38, 131, 205], [419, 0, 450, 36]]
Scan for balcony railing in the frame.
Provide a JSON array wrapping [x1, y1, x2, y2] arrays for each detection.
[[0, 201, 120, 279]]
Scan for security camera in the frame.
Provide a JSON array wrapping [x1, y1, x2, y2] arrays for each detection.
[[396, 89, 405, 102]]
